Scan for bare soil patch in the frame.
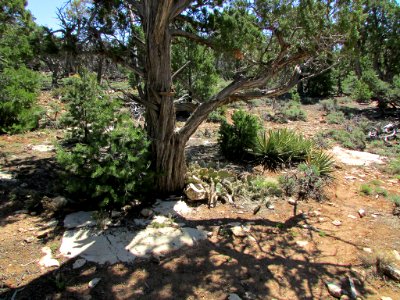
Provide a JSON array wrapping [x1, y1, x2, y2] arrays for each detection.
[[1, 101, 399, 300]]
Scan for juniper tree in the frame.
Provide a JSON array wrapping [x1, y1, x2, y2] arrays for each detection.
[[68, 0, 362, 193]]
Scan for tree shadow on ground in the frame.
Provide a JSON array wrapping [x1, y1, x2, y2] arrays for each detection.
[[0, 213, 375, 300], [0, 155, 63, 225]]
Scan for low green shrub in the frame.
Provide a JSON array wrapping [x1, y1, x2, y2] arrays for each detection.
[[388, 157, 400, 175], [218, 110, 261, 159], [326, 111, 346, 124], [208, 106, 227, 123], [279, 163, 326, 201], [360, 183, 374, 196], [281, 100, 307, 121], [360, 181, 388, 198], [320, 98, 338, 113], [326, 128, 366, 150], [56, 71, 151, 210]]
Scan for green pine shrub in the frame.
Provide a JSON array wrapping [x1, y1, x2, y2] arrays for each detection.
[[56, 71, 151, 209], [219, 109, 261, 159], [352, 79, 373, 103], [0, 67, 42, 133]]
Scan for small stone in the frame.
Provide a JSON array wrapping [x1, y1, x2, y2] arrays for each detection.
[[340, 295, 350, 300], [185, 183, 208, 201], [207, 231, 213, 237], [392, 250, 400, 261], [111, 211, 122, 218], [228, 293, 242, 300], [348, 214, 357, 219], [42, 196, 69, 212], [30, 212, 37, 216], [318, 217, 325, 222], [231, 226, 247, 237], [326, 282, 342, 298], [380, 297, 393, 300], [24, 236, 35, 243], [36, 228, 53, 238], [296, 240, 309, 247], [363, 247, 373, 253], [332, 220, 342, 226], [18, 228, 27, 232], [140, 208, 153, 218], [358, 209, 366, 218], [288, 198, 297, 205], [72, 258, 86, 269], [14, 210, 29, 215], [268, 205, 275, 210], [88, 278, 101, 288]]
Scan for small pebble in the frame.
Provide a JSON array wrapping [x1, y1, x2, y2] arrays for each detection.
[[332, 220, 342, 226], [358, 209, 366, 218], [88, 278, 101, 288]]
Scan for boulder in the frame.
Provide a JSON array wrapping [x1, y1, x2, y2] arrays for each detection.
[[185, 183, 208, 201]]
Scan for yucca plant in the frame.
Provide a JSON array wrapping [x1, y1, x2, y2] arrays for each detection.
[[253, 129, 313, 169], [306, 151, 335, 177]]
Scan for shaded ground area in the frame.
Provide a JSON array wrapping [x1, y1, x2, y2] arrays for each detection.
[[0, 101, 400, 299]]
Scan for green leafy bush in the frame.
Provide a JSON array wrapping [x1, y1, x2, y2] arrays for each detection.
[[0, 67, 42, 133], [388, 157, 400, 175], [326, 111, 346, 124], [56, 71, 151, 209], [219, 109, 261, 159]]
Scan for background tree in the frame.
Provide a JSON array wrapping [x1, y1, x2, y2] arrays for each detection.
[[0, 0, 42, 133]]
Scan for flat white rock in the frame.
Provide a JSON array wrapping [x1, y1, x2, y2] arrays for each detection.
[[228, 293, 242, 300], [330, 146, 385, 166], [32, 144, 55, 152], [64, 211, 96, 229], [60, 212, 207, 265]]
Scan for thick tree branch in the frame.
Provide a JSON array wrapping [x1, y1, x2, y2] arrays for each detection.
[[178, 65, 302, 141], [172, 60, 191, 80], [171, 28, 215, 48], [170, 0, 193, 19]]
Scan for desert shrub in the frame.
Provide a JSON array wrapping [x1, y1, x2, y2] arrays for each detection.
[[56, 71, 151, 209], [320, 98, 338, 113], [0, 67, 42, 133], [219, 109, 261, 159], [208, 106, 227, 123], [279, 163, 326, 201], [247, 176, 282, 197], [326, 111, 346, 124], [388, 157, 400, 175], [360, 181, 388, 198], [281, 100, 307, 121], [325, 128, 366, 150], [390, 194, 400, 206], [360, 184, 373, 196]]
